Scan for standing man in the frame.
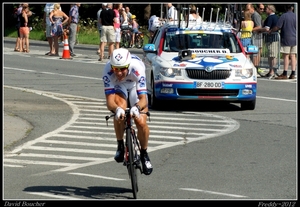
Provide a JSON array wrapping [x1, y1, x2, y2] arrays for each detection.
[[271, 4, 297, 80], [246, 3, 264, 75], [99, 3, 115, 61], [43, 3, 59, 56], [165, 3, 177, 21], [257, 4, 279, 78], [97, 3, 107, 55], [125, 6, 132, 22], [68, 3, 81, 57]]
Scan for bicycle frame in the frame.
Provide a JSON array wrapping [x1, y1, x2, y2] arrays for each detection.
[[105, 107, 150, 199]]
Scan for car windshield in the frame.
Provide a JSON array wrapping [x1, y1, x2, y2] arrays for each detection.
[[163, 32, 241, 53]]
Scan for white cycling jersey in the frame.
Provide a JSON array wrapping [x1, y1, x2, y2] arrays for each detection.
[[102, 55, 147, 106], [148, 15, 161, 32]]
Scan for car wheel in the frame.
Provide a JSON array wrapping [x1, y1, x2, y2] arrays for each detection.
[[241, 99, 256, 110], [150, 74, 161, 109]]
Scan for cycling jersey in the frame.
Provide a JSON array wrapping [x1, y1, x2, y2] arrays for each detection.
[[148, 15, 161, 32], [102, 55, 147, 106]]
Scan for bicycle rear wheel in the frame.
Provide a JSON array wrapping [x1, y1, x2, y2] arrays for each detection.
[[121, 31, 130, 48], [135, 34, 143, 49], [126, 127, 138, 199]]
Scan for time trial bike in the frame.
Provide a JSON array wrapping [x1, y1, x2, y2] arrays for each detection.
[[105, 106, 150, 199]]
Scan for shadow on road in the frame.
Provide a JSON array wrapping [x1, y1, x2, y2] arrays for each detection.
[[149, 100, 242, 112]]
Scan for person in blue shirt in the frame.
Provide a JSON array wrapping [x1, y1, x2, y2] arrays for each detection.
[[270, 4, 297, 80], [68, 3, 81, 57]]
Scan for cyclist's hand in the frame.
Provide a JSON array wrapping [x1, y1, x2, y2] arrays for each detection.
[[115, 107, 125, 120], [130, 106, 140, 119]]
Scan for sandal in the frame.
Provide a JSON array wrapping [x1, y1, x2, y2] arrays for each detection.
[[49, 53, 59, 56], [25, 50, 30, 53], [45, 52, 51, 55], [14, 48, 20, 52]]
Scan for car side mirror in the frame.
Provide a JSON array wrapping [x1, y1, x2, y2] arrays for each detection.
[[245, 45, 258, 54], [143, 44, 157, 54]]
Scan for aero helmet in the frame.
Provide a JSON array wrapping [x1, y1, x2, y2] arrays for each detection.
[[110, 48, 132, 68]]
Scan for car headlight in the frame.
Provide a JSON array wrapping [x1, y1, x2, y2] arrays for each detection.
[[160, 67, 182, 77], [235, 68, 253, 78]]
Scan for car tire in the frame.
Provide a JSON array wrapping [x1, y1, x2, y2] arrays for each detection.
[[150, 74, 162, 109]]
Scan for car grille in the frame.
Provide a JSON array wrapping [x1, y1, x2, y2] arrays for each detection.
[[177, 89, 239, 96], [186, 69, 231, 80]]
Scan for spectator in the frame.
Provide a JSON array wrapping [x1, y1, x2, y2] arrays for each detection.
[[240, 10, 254, 58], [271, 4, 296, 80], [68, 3, 81, 57], [99, 3, 115, 61], [129, 15, 139, 48], [49, 3, 69, 56], [165, 3, 177, 21], [113, 3, 122, 49], [43, 3, 60, 56], [125, 6, 132, 22], [14, 3, 23, 52], [120, 7, 129, 29], [246, 3, 264, 75], [97, 3, 107, 55], [19, 4, 30, 53], [148, 14, 161, 39], [257, 4, 279, 78], [189, 9, 202, 23]]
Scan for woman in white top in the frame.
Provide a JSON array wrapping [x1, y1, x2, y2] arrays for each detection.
[[120, 7, 129, 29], [188, 9, 202, 23]]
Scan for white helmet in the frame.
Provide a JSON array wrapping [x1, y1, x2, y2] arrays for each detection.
[[110, 48, 132, 68]]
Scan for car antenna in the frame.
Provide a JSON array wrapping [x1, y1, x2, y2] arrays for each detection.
[[214, 8, 220, 29], [201, 7, 205, 28], [209, 8, 213, 25], [224, 8, 227, 27], [177, 4, 181, 28]]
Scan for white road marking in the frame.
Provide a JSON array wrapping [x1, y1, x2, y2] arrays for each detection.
[[26, 192, 83, 200], [4, 85, 240, 174], [3, 164, 25, 167], [179, 188, 248, 198], [68, 172, 126, 181]]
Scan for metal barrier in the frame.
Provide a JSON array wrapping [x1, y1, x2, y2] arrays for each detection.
[[237, 31, 281, 77]]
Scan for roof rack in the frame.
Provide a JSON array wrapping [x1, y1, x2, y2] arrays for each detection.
[[164, 5, 233, 31]]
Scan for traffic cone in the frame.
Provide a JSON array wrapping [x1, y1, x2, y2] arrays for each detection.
[[60, 34, 72, 59]]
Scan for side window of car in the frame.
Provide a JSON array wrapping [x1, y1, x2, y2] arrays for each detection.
[[151, 29, 160, 44], [153, 29, 162, 49]]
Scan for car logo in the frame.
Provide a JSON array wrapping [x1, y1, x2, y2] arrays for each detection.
[[205, 66, 214, 72]]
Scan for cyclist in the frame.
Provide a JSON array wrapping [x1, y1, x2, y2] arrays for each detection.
[[102, 48, 153, 175]]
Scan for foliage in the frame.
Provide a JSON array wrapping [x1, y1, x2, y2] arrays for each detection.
[[4, 3, 293, 38]]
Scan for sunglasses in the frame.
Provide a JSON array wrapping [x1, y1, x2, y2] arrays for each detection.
[[259, 8, 264, 10], [111, 64, 129, 71]]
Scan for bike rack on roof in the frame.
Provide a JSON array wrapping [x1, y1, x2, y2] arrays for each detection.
[[163, 6, 233, 32]]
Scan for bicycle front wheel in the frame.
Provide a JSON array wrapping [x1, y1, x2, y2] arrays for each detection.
[[126, 127, 138, 199]]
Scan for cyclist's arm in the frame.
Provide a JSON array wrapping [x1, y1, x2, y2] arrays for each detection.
[[136, 94, 148, 111], [106, 93, 121, 112]]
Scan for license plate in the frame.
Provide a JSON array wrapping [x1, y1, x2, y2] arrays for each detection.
[[195, 81, 223, 88]]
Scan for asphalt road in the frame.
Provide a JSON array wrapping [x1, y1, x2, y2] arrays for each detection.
[[3, 36, 297, 201]]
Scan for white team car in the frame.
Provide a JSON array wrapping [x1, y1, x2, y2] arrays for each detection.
[[142, 19, 258, 110]]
